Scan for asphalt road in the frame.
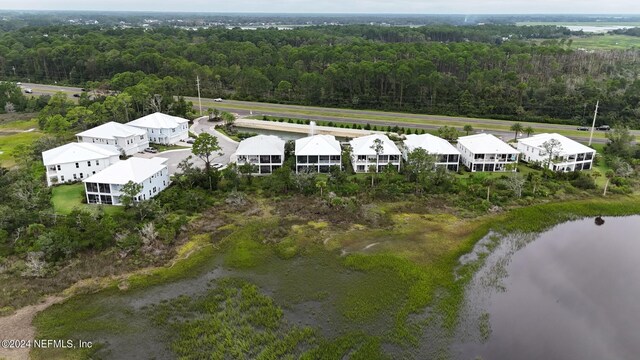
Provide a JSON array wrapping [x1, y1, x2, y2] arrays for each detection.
[[21, 82, 626, 144]]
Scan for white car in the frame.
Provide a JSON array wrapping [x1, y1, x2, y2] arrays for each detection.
[[212, 163, 224, 170], [24, 88, 33, 94], [213, 98, 223, 102], [16, 82, 22, 85]]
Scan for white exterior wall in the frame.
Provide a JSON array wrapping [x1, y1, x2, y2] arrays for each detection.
[[295, 155, 341, 173], [457, 143, 519, 172], [402, 149, 460, 171], [77, 134, 149, 156], [143, 124, 189, 145], [237, 154, 284, 175], [45, 155, 120, 187], [84, 167, 169, 205], [517, 143, 595, 171], [350, 154, 401, 173]]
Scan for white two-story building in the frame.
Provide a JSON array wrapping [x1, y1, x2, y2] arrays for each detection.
[[350, 134, 401, 173], [517, 133, 596, 171], [83, 157, 169, 205], [42, 142, 121, 187], [76, 122, 149, 156], [126, 112, 189, 145], [403, 134, 461, 171], [457, 133, 519, 172], [295, 134, 342, 173], [231, 135, 285, 175]]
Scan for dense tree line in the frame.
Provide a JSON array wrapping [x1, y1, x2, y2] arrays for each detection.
[[1, 25, 640, 126]]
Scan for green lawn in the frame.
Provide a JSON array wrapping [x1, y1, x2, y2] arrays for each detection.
[[152, 144, 190, 152], [52, 183, 122, 215], [0, 131, 43, 167], [0, 116, 38, 130]]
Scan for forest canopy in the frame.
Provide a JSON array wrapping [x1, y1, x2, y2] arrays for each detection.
[[1, 24, 639, 127]]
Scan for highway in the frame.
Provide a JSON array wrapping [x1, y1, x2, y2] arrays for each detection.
[[21, 82, 630, 145]]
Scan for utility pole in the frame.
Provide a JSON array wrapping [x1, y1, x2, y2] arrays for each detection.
[[588, 100, 599, 146], [196, 75, 203, 116]]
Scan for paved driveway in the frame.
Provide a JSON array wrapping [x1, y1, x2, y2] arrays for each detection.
[[133, 118, 238, 175]]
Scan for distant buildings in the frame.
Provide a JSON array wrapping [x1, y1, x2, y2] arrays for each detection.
[[76, 121, 149, 156], [457, 133, 519, 172], [42, 143, 121, 187], [295, 135, 342, 173], [126, 112, 189, 145], [403, 134, 461, 171], [349, 134, 401, 173], [232, 135, 285, 175], [517, 133, 596, 171], [83, 157, 169, 205]]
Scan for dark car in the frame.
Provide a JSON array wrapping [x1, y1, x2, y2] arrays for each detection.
[[186, 139, 195, 144], [73, 93, 81, 97], [80, 88, 87, 91], [577, 126, 589, 131], [597, 125, 611, 131]]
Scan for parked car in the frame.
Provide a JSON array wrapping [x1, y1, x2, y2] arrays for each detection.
[[577, 126, 589, 131], [597, 125, 611, 131], [24, 88, 32, 94], [186, 138, 195, 144], [16, 82, 22, 85], [73, 93, 81, 97], [144, 147, 158, 153], [80, 88, 87, 91], [211, 163, 224, 169], [213, 98, 223, 102]]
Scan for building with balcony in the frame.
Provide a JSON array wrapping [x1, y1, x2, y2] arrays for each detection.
[[295, 134, 342, 173], [83, 157, 169, 205], [76, 121, 149, 156], [231, 135, 285, 175], [349, 134, 401, 173], [126, 112, 189, 145], [517, 133, 596, 172], [403, 134, 461, 171], [457, 133, 519, 172], [42, 142, 121, 187]]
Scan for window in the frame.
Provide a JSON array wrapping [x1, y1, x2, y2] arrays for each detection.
[[153, 187, 157, 193], [357, 155, 367, 161], [271, 155, 282, 163], [75, 162, 79, 168], [73, 174, 77, 180], [99, 195, 113, 205], [308, 155, 318, 164], [99, 183, 111, 193], [260, 165, 271, 174], [60, 175, 65, 182], [79, 173, 83, 179], [96, 160, 99, 165], [330, 155, 341, 161], [86, 183, 98, 192], [57, 165, 61, 170], [297, 156, 307, 164], [88, 194, 99, 204], [87, 161, 91, 167], [259, 155, 271, 163]]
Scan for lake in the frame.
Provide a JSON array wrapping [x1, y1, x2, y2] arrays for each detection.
[[455, 216, 640, 360]]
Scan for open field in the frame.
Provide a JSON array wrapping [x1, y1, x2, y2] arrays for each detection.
[[516, 21, 640, 27], [570, 34, 640, 50], [0, 131, 43, 167]]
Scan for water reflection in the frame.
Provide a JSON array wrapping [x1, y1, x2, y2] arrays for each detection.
[[456, 216, 640, 360]]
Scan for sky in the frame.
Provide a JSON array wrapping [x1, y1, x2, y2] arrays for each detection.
[[1, 0, 640, 14]]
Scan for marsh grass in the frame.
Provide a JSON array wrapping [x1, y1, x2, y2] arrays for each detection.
[[30, 196, 640, 359]]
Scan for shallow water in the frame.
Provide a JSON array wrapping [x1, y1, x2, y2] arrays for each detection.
[[455, 216, 640, 360]]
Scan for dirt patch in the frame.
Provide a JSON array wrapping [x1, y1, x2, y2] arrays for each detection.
[[0, 296, 64, 360]]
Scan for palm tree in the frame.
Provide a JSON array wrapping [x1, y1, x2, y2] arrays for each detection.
[[603, 170, 615, 196], [524, 126, 535, 137], [510, 122, 524, 141], [463, 124, 474, 136], [315, 178, 327, 197]]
